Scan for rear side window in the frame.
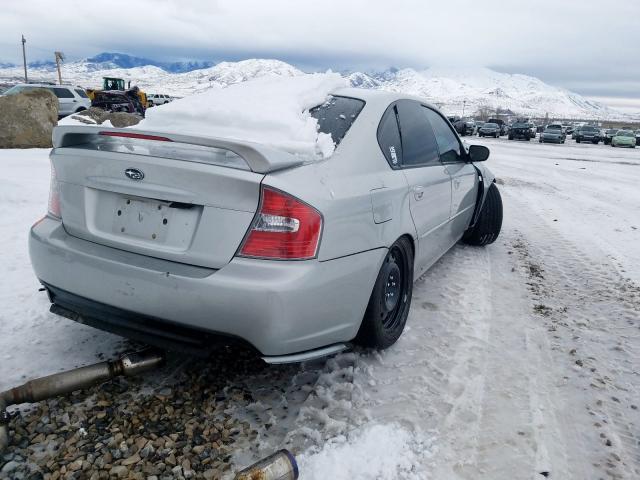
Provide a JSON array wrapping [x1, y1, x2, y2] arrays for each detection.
[[377, 105, 403, 168], [395, 100, 440, 167], [74, 89, 89, 98], [52, 88, 74, 99], [310, 96, 365, 146], [424, 108, 462, 163]]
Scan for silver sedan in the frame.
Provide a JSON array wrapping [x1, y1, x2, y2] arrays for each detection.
[[29, 88, 503, 363]]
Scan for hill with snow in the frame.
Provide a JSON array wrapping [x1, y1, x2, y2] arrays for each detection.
[[0, 53, 633, 120], [351, 67, 621, 120]]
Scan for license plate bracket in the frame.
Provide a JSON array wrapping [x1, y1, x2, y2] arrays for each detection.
[[113, 197, 169, 242]]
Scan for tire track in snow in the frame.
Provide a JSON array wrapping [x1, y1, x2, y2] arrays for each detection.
[[504, 188, 640, 479]]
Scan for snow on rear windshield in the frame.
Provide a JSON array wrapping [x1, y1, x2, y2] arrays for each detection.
[[138, 73, 347, 160]]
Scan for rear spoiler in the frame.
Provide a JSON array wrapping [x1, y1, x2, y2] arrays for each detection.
[[52, 125, 306, 174]]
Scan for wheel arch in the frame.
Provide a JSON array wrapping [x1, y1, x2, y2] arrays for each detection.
[[467, 163, 496, 229]]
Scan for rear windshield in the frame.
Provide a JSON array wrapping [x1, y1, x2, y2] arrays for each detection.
[[547, 125, 562, 129], [580, 126, 597, 131], [483, 123, 498, 128], [310, 96, 365, 146]]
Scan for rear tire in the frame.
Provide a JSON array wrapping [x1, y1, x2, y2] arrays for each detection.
[[462, 183, 503, 246], [356, 237, 414, 349]]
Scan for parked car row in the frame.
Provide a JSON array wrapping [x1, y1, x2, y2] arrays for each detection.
[[478, 121, 638, 148], [456, 116, 640, 149]]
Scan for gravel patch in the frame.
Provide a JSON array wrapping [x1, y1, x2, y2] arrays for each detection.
[[0, 345, 292, 480]]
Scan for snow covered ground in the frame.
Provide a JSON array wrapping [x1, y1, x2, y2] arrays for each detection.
[[1, 138, 639, 479]]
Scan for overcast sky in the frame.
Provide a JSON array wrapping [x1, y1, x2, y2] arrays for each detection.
[[2, 0, 639, 110]]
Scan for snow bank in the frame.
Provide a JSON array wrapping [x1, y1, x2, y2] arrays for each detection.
[[297, 424, 430, 480], [138, 73, 347, 159]]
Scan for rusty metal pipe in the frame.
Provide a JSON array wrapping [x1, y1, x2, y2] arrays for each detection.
[[0, 349, 164, 453], [234, 450, 299, 480]]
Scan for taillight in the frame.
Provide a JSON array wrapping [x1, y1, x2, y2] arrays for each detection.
[[47, 161, 61, 218], [239, 187, 323, 260]]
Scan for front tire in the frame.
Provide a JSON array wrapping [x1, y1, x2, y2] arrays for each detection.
[[462, 183, 503, 246], [356, 237, 414, 349]]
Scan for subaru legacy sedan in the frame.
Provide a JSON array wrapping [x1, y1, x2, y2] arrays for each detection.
[[29, 88, 502, 363]]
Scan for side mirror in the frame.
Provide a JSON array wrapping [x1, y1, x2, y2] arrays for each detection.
[[468, 144, 490, 162]]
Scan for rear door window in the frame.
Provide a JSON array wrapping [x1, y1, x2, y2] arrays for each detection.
[[423, 108, 463, 163], [377, 105, 403, 168], [395, 100, 440, 167], [310, 96, 365, 146], [74, 89, 89, 98], [52, 88, 74, 99]]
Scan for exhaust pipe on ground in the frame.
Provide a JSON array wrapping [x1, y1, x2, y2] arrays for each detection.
[[0, 349, 164, 454], [234, 449, 299, 480]]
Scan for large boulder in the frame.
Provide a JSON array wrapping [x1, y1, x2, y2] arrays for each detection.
[[0, 89, 58, 148]]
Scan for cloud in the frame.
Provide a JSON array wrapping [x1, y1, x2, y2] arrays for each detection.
[[2, 0, 639, 99]]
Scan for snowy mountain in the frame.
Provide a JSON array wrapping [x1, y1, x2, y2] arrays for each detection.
[[364, 66, 619, 120], [0, 53, 633, 120], [0, 52, 214, 73], [0, 58, 303, 98]]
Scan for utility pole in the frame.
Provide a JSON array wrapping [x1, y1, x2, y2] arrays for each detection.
[[21, 35, 28, 82], [462, 100, 467, 117], [54, 51, 64, 84]]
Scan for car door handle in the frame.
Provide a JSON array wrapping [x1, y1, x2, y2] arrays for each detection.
[[413, 186, 424, 201]]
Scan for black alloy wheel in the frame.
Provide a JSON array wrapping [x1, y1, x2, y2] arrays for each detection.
[[356, 237, 414, 349]]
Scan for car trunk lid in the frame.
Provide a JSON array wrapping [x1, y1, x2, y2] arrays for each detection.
[[50, 126, 306, 269]]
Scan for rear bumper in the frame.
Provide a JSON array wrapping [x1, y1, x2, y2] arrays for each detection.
[[30, 217, 385, 356]]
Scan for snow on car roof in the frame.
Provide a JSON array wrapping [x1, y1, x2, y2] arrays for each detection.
[[138, 73, 347, 159]]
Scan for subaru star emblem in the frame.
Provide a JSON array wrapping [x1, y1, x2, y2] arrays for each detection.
[[124, 168, 144, 181]]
